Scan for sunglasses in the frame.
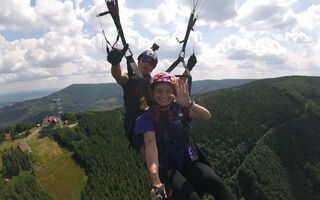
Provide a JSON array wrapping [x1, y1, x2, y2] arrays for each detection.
[[141, 56, 155, 66]]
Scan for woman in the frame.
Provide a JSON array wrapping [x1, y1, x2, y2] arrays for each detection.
[[135, 72, 237, 200]]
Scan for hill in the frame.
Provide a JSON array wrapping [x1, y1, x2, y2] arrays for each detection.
[[50, 76, 320, 199], [191, 79, 255, 94], [0, 83, 123, 128], [0, 79, 255, 128], [0, 89, 58, 108], [1, 75, 319, 199], [190, 75, 320, 199], [54, 75, 319, 200]]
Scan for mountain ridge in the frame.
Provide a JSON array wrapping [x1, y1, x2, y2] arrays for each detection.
[[0, 79, 255, 128]]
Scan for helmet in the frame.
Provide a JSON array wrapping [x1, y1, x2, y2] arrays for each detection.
[[138, 43, 159, 67], [151, 72, 176, 86], [137, 50, 158, 67]]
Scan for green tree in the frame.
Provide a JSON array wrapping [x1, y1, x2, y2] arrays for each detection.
[[2, 147, 33, 178]]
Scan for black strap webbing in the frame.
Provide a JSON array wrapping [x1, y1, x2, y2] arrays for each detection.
[[151, 105, 189, 166], [126, 55, 134, 77]]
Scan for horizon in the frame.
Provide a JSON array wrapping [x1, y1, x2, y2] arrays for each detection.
[[0, 0, 319, 94], [1, 77, 256, 95], [2, 74, 319, 95]]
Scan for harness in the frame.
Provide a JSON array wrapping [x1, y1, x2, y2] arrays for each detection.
[[123, 74, 152, 149], [149, 104, 212, 200], [150, 103, 192, 170], [150, 103, 211, 171]]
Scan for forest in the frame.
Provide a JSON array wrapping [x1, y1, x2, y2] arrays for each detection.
[[54, 76, 320, 199], [0, 147, 52, 200], [189, 76, 320, 199], [1, 76, 320, 200], [54, 110, 151, 199]]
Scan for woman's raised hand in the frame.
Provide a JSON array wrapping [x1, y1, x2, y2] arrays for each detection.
[[174, 79, 192, 107]]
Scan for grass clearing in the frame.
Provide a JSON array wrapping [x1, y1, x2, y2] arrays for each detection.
[[28, 133, 87, 200], [36, 153, 87, 200], [28, 133, 68, 165], [1, 129, 87, 200], [0, 138, 22, 152], [36, 152, 73, 178]]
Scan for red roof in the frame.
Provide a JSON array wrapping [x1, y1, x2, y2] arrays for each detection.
[[18, 142, 32, 152], [5, 133, 11, 140], [43, 116, 59, 123]]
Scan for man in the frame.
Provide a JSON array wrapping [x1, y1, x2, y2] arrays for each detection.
[[107, 45, 158, 154]]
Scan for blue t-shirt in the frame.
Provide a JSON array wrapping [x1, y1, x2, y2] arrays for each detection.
[[135, 105, 194, 171]]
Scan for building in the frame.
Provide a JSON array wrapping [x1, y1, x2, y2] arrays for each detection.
[[43, 116, 59, 124], [41, 116, 60, 133], [5, 133, 11, 140], [18, 142, 32, 153]]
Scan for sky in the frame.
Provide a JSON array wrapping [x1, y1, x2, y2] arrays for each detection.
[[0, 0, 319, 94]]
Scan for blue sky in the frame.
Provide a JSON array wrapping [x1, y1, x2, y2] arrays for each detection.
[[0, 0, 319, 94]]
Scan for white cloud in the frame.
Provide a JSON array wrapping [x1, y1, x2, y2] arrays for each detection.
[[0, 0, 36, 31], [0, 74, 17, 84], [236, 0, 298, 31], [0, 36, 26, 74], [131, 2, 181, 36], [0, 0, 84, 35], [285, 28, 312, 43], [296, 5, 320, 32], [0, 28, 106, 90], [0, 0, 129, 93], [0, 0, 320, 94], [174, 0, 237, 24], [218, 35, 287, 62], [195, 34, 296, 79], [198, 0, 237, 24], [35, 0, 84, 35], [23, 32, 81, 68]]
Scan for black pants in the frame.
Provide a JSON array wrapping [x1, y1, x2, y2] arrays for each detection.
[[165, 161, 237, 200]]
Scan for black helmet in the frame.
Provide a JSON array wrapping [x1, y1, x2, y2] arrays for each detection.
[[137, 43, 159, 67]]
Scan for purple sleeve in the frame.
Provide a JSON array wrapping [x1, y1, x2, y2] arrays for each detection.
[[179, 105, 192, 125], [135, 112, 155, 136]]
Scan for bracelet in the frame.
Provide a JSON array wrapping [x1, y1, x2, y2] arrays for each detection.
[[186, 100, 195, 109]]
